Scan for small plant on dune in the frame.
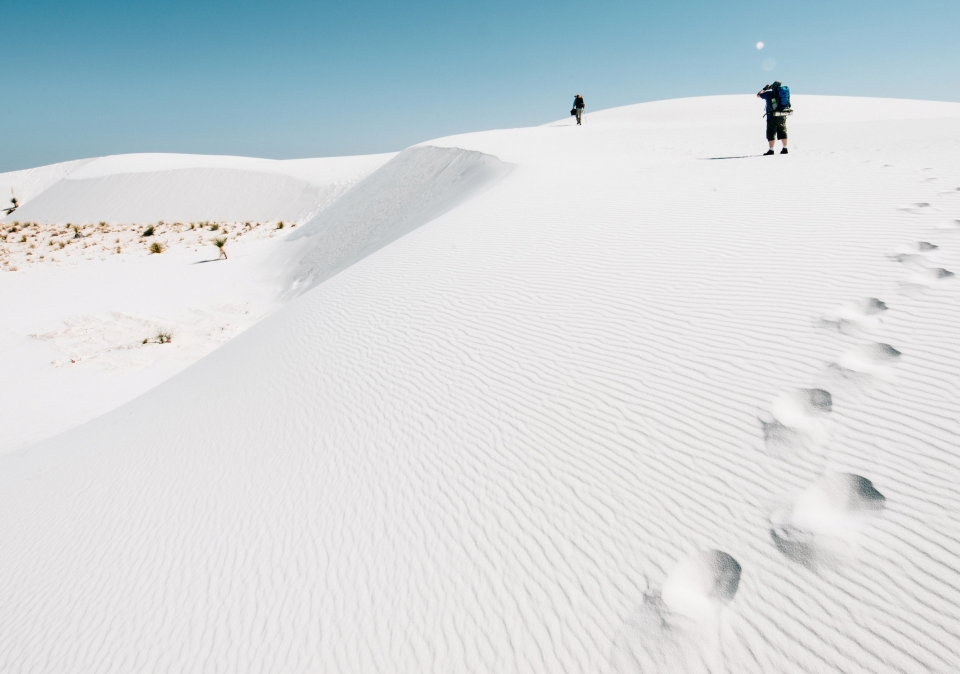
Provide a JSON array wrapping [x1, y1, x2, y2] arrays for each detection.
[[59, 242, 66, 249], [72, 225, 83, 238], [142, 226, 155, 237], [116, 246, 121, 254], [157, 331, 172, 344], [20, 235, 27, 243], [209, 223, 219, 231], [149, 241, 165, 254], [276, 221, 284, 229], [99, 221, 108, 228], [212, 237, 228, 260]]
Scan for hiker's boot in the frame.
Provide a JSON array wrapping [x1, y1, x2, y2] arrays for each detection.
[[780, 148, 789, 154], [763, 149, 775, 156]]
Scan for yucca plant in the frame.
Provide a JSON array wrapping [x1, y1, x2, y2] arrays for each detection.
[[213, 237, 228, 259]]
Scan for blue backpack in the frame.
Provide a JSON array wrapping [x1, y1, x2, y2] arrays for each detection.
[[771, 83, 791, 113]]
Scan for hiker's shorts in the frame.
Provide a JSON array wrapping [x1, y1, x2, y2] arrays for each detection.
[[766, 115, 788, 141]]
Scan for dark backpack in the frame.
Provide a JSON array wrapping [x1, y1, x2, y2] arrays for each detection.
[[771, 83, 791, 112]]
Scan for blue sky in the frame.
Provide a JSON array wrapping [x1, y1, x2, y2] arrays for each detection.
[[2, 0, 958, 171]]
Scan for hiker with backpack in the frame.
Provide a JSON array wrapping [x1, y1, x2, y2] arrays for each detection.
[[572, 94, 585, 125], [757, 82, 792, 154]]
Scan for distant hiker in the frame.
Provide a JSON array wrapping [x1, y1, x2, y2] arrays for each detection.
[[757, 82, 792, 155], [572, 94, 585, 125]]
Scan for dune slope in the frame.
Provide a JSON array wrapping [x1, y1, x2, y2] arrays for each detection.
[[2, 95, 960, 673], [1, 152, 393, 225]]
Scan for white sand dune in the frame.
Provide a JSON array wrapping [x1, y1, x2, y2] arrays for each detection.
[[2, 95, 960, 673], [2, 152, 393, 225], [279, 145, 514, 296]]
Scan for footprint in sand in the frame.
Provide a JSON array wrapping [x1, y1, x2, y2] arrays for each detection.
[[889, 242, 954, 291], [610, 550, 741, 674], [891, 241, 940, 269], [896, 241, 938, 253], [903, 266, 955, 291], [819, 297, 887, 334], [897, 202, 934, 214], [770, 472, 885, 571], [828, 342, 902, 386], [760, 388, 833, 453]]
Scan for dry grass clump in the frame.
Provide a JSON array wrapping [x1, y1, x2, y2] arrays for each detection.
[[149, 241, 165, 254]]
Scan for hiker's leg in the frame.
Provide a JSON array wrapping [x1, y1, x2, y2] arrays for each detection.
[[769, 140, 775, 149]]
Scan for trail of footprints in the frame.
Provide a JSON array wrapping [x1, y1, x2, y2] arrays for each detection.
[[611, 190, 958, 672]]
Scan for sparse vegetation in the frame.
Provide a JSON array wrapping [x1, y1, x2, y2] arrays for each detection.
[[213, 237, 228, 260], [276, 221, 284, 229], [142, 330, 173, 345], [1, 218, 277, 268], [2, 196, 18, 216]]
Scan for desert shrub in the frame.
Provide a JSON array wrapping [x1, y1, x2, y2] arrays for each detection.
[[157, 331, 172, 344], [209, 223, 219, 231], [213, 237, 228, 259], [276, 221, 284, 229], [149, 241, 165, 254], [142, 226, 155, 237]]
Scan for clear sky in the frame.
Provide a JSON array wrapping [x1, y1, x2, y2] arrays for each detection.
[[2, 0, 958, 172]]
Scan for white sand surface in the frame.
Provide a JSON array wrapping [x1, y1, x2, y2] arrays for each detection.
[[1, 151, 393, 226], [1, 95, 960, 673], [0, 152, 393, 452]]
